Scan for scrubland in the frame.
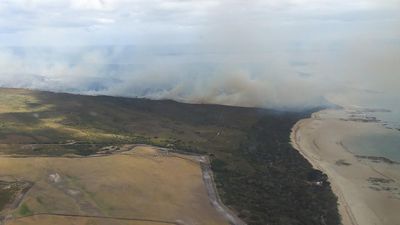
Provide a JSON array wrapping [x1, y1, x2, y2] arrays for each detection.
[[0, 88, 340, 225]]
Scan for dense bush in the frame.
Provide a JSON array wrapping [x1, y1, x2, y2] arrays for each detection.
[[212, 112, 340, 225]]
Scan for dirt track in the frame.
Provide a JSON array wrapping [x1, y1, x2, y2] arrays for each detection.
[[146, 145, 247, 225], [199, 159, 246, 225]]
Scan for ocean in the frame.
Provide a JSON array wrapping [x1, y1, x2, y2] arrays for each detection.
[[343, 131, 400, 162], [334, 92, 400, 162]]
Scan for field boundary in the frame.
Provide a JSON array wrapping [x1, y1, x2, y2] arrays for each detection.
[[10, 213, 178, 224]]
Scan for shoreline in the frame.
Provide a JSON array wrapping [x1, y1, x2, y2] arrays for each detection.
[[290, 109, 400, 225]]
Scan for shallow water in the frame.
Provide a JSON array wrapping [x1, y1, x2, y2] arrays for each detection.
[[343, 131, 400, 162], [370, 110, 400, 130], [328, 91, 400, 162]]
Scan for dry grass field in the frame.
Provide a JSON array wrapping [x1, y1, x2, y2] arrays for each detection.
[[0, 146, 228, 225], [7, 216, 171, 225]]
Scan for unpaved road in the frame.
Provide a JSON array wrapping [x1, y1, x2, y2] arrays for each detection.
[[199, 158, 246, 225]]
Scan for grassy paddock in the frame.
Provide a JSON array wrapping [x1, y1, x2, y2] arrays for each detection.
[[0, 146, 227, 225]]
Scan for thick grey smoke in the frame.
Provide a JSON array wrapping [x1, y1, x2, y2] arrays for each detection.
[[0, 0, 399, 109], [0, 46, 331, 109]]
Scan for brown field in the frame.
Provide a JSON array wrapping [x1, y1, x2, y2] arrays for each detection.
[[7, 215, 173, 225], [0, 146, 228, 225]]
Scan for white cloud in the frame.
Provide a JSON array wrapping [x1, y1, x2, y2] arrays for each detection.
[[95, 17, 115, 24], [70, 0, 119, 11]]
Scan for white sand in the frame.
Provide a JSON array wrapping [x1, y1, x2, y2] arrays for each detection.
[[291, 109, 400, 225]]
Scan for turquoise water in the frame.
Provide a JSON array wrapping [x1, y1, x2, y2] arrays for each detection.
[[343, 132, 400, 162]]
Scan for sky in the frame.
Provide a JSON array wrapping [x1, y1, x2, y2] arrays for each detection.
[[0, 0, 399, 109]]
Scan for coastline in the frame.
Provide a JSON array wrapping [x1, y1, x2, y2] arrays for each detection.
[[290, 109, 400, 225]]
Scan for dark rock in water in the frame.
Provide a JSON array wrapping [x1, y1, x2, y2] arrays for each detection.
[[335, 159, 351, 166], [367, 177, 394, 184], [355, 155, 399, 164]]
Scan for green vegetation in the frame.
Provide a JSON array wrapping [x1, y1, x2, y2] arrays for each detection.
[[18, 203, 32, 216], [0, 184, 17, 210], [0, 88, 340, 225], [0, 144, 118, 156], [0, 181, 31, 211], [0, 190, 14, 210]]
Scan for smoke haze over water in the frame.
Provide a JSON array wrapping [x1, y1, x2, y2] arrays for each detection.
[[0, 0, 399, 110]]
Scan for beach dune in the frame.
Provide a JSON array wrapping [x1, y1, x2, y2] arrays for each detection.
[[291, 109, 400, 225]]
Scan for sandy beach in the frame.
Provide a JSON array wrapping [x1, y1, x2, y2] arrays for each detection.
[[291, 109, 400, 225]]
